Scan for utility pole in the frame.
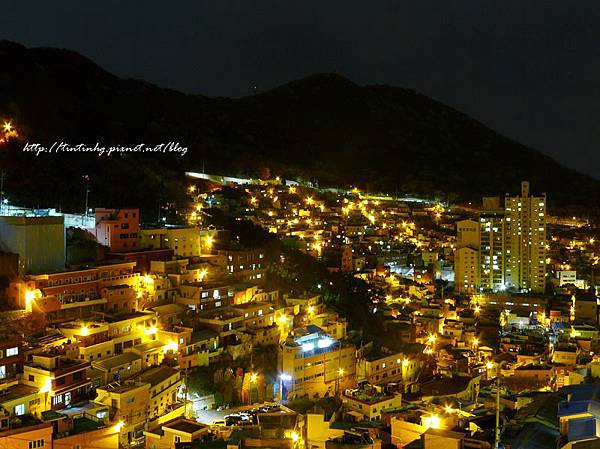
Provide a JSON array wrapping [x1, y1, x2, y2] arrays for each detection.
[[494, 376, 501, 449], [83, 175, 90, 216], [0, 171, 6, 215]]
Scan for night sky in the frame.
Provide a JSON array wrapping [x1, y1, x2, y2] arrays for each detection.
[[3, 1, 600, 179]]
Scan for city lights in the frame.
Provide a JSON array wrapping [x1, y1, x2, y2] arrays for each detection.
[[39, 377, 52, 394], [423, 414, 441, 429], [163, 341, 178, 352]]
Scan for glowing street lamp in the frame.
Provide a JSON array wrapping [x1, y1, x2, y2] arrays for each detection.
[[422, 414, 441, 429], [290, 431, 300, 442], [80, 325, 89, 337], [113, 420, 125, 432], [249, 372, 258, 383]]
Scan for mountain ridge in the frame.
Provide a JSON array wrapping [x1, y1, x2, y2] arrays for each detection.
[[0, 40, 597, 216]]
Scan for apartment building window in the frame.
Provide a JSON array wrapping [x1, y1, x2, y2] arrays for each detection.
[[6, 347, 18, 357], [14, 403, 24, 415], [0, 366, 5, 379], [28, 440, 45, 448]]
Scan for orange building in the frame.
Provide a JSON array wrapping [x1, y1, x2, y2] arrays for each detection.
[[0, 422, 53, 449], [54, 424, 119, 449], [94, 208, 140, 252], [7, 262, 139, 322]]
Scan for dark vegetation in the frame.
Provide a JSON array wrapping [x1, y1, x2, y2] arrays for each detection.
[[1, 41, 599, 220]]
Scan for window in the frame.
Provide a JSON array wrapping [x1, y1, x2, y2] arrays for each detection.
[[0, 366, 5, 379], [29, 375, 34, 382], [6, 347, 18, 357], [15, 403, 24, 415], [28, 440, 45, 449], [65, 392, 72, 405], [174, 436, 181, 443]]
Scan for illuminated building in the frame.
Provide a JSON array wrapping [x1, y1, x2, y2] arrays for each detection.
[[504, 181, 547, 293], [479, 205, 506, 292], [217, 248, 266, 282], [342, 385, 402, 420], [144, 419, 209, 448], [22, 353, 91, 410], [454, 246, 478, 294], [140, 226, 202, 258], [280, 326, 356, 399], [93, 208, 140, 253], [357, 351, 420, 391], [7, 262, 140, 322]]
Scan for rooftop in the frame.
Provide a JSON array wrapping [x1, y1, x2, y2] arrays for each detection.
[[93, 352, 141, 371], [163, 418, 207, 434], [138, 365, 179, 387]]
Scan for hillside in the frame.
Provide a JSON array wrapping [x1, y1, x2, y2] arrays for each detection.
[[0, 41, 598, 216]]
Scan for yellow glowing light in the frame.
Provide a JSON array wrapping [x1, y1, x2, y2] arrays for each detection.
[[164, 341, 178, 352], [289, 186, 296, 194], [290, 431, 300, 442], [80, 325, 89, 337], [423, 415, 441, 429], [114, 420, 125, 432], [25, 289, 41, 310], [590, 238, 595, 244], [474, 305, 481, 314], [472, 338, 479, 347], [444, 405, 454, 414], [143, 275, 154, 286], [144, 325, 157, 336], [486, 361, 494, 370], [205, 235, 214, 248], [39, 378, 52, 394], [338, 368, 345, 376], [2, 121, 12, 133], [307, 306, 314, 314], [278, 315, 288, 324], [427, 334, 437, 344], [188, 185, 196, 193], [249, 372, 258, 383], [402, 358, 409, 368], [136, 291, 143, 299], [250, 197, 258, 205], [195, 204, 203, 211], [305, 196, 314, 206], [199, 268, 208, 281]]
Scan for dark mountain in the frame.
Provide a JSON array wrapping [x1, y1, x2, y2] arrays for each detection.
[[0, 41, 598, 217]]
